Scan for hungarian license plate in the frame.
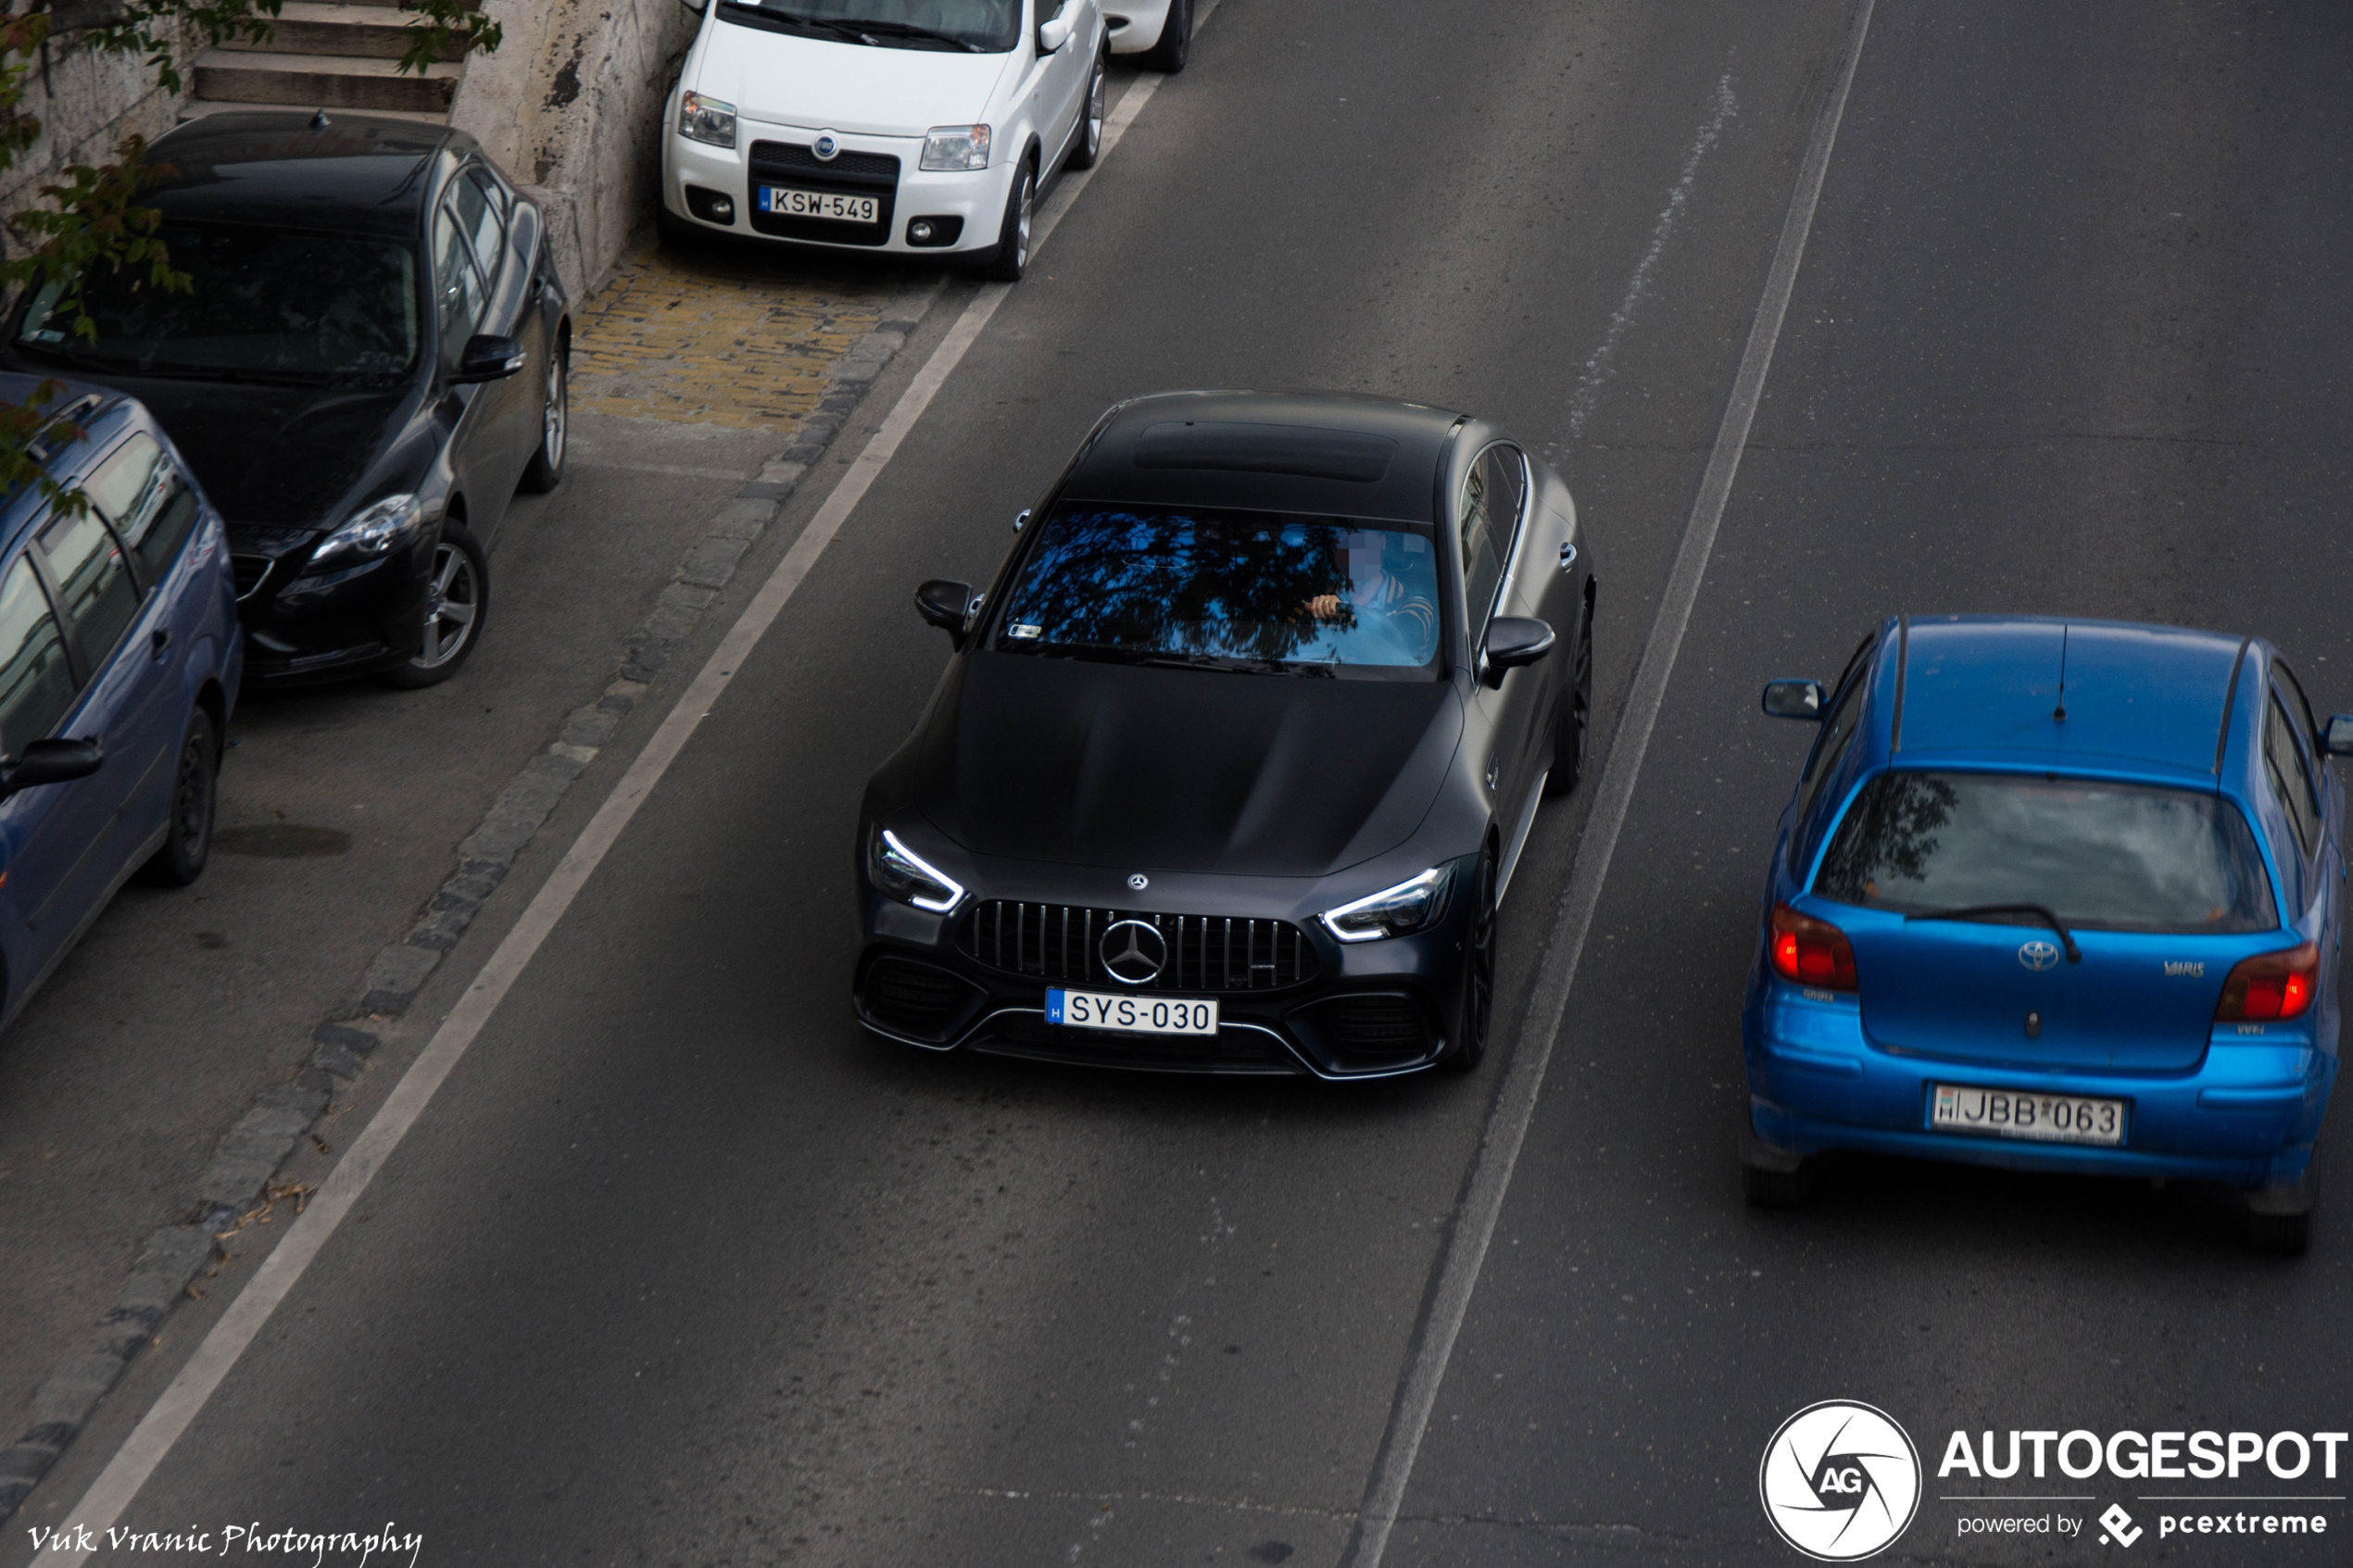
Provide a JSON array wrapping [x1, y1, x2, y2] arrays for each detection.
[[759, 186, 877, 222], [1931, 1083, 2127, 1146], [1047, 989, 1219, 1036]]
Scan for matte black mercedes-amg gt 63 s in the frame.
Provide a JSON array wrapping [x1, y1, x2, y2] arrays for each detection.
[[853, 390, 1599, 1078]]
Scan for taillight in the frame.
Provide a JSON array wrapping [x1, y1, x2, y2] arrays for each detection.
[[2215, 943, 2321, 1022], [1769, 901, 1858, 992]]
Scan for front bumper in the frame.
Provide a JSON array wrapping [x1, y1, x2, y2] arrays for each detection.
[[662, 117, 1013, 257], [1743, 984, 2338, 1191], [851, 854, 1478, 1080], [231, 535, 428, 685]]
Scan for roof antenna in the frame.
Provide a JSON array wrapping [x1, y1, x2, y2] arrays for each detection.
[[2053, 624, 2070, 723], [309, 107, 331, 129]]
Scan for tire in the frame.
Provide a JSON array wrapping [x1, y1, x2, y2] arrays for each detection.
[[518, 336, 568, 494], [1743, 1160, 1814, 1210], [976, 160, 1036, 283], [384, 523, 488, 689], [2246, 1208, 2312, 1255], [137, 708, 218, 887], [1139, 0, 1191, 72], [1543, 598, 1594, 797], [1067, 46, 1108, 170], [1442, 847, 1498, 1073]]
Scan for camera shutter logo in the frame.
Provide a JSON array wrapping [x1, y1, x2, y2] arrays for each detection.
[[1758, 1400, 1921, 1561]]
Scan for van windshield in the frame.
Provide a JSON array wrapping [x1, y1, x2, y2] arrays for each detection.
[[995, 507, 1444, 679], [719, 0, 1019, 51], [1816, 771, 2278, 934]]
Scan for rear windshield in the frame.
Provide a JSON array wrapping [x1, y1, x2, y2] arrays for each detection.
[[994, 506, 1443, 677], [15, 221, 418, 385], [1816, 771, 2278, 934]]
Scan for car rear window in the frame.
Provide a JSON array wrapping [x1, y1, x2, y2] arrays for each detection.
[[1815, 771, 2277, 934], [995, 507, 1442, 677], [15, 221, 418, 385]]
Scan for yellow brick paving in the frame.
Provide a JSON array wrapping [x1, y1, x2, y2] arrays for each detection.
[[568, 245, 900, 430]]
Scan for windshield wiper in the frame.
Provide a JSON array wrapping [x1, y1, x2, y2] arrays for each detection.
[[724, 6, 978, 49], [1132, 653, 1334, 678], [1903, 903, 2081, 962], [839, 18, 980, 49]]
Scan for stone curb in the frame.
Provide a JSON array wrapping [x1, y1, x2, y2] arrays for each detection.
[[0, 279, 945, 1524]]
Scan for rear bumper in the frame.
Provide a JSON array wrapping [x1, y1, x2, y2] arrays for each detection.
[[1743, 988, 2337, 1191]]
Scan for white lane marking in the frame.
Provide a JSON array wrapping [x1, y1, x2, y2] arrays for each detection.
[[1564, 70, 1739, 438], [43, 15, 1222, 1553], [1340, 5, 1879, 1565]]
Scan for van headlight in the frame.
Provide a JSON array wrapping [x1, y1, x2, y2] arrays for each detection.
[[680, 92, 737, 149], [868, 827, 966, 914], [1319, 867, 1451, 943]]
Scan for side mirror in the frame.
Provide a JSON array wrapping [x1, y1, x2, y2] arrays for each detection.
[[1762, 679, 1829, 720], [2325, 714, 2353, 758], [1480, 617, 1554, 685], [448, 333, 526, 385], [2, 736, 102, 797], [916, 578, 975, 646], [1013, 508, 1030, 533], [1037, 9, 1072, 52]]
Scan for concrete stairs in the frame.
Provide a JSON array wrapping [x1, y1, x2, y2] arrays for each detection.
[[183, 0, 472, 122]]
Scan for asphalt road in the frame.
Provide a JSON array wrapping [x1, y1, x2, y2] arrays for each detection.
[[12, 0, 2353, 1564]]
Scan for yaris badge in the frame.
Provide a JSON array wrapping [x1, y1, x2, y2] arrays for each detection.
[[2018, 939, 2061, 972], [1758, 1399, 1920, 1560], [813, 132, 840, 160]]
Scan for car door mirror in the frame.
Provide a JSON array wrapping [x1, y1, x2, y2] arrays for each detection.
[[916, 578, 975, 646], [1037, 6, 1072, 52], [1480, 617, 1554, 685], [448, 333, 526, 385], [1762, 679, 1829, 720], [2325, 714, 2353, 758], [1, 736, 102, 797]]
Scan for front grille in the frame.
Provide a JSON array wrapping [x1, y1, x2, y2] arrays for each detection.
[[231, 554, 273, 601], [963, 902, 1319, 992], [747, 140, 899, 246], [1319, 996, 1432, 1057]]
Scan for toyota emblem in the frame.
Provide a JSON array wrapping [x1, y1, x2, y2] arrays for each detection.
[[1099, 920, 1167, 985], [812, 132, 840, 160], [2018, 939, 2061, 972], [1127, 872, 1149, 891]]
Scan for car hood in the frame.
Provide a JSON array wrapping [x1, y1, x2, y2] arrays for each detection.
[[913, 654, 1467, 879], [105, 375, 414, 535], [692, 20, 1013, 135]]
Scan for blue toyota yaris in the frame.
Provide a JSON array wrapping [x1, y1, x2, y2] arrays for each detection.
[[1741, 616, 2350, 1252]]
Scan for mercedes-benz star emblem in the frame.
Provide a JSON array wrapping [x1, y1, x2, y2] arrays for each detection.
[[1127, 872, 1149, 891], [812, 132, 840, 160], [2018, 938, 2061, 972], [1099, 920, 1167, 985]]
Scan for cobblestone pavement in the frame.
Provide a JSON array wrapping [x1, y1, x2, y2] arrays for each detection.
[[568, 242, 907, 429]]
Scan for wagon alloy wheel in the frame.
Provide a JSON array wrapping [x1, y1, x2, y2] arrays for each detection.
[[386, 524, 489, 688], [138, 708, 218, 887], [1444, 848, 1499, 1073], [520, 345, 568, 493]]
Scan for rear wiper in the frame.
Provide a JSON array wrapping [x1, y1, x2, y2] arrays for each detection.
[[1903, 903, 2081, 962]]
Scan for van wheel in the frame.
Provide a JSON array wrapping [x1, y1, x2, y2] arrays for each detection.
[[139, 709, 218, 887]]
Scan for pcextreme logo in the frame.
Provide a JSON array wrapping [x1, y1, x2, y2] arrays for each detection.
[[1760, 1400, 1924, 1561]]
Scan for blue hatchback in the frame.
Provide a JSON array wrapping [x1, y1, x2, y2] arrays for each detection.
[[0, 376, 243, 1032], [1742, 616, 2349, 1251]]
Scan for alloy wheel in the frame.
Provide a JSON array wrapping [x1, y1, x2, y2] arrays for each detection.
[[1087, 61, 1106, 157], [541, 355, 567, 470], [414, 540, 481, 671], [1014, 171, 1034, 272]]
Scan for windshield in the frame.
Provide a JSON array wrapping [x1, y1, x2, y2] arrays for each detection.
[[1816, 771, 2278, 934], [16, 221, 419, 385], [718, 0, 1020, 50], [994, 507, 1445, 678]]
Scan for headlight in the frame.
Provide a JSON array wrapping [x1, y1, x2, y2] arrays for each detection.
[[868, 827, 966, 913], [920, 124, 991, 171], [307, 493, 422, 572], [1319, 867, 1450, 944], [679, 91, 737, 148]]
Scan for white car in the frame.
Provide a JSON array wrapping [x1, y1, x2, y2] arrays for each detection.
[[662, 0, 1115, 282], [1107, 0, 1191, 69]]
